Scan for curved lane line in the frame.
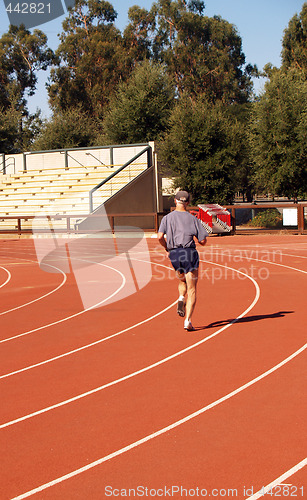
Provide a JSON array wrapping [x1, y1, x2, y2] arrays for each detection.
[[11, 342, 307, 500], [0, 260, 260, 427], [203, 251, 307, 275], [0, 259, 258, 380], [0, 259, 127, 345], [0, 266, 11, 290], [2, 253, 306, 379], [0, 262, 67, 316], [247, 457, 307, 499]]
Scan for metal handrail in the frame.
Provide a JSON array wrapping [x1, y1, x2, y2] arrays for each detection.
[[0, 157, 16, 175], [60, 151, 88, 170], [89, 145, 152, 213]]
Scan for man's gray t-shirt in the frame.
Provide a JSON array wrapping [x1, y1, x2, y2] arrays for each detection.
[[158, 210, 208, 250]]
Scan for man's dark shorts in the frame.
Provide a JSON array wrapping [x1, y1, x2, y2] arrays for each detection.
[[168, 247, 199, 274]]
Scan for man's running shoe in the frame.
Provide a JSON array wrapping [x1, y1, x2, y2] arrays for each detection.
[[177, 299, 185, 317], [184, 319, 195, 331]]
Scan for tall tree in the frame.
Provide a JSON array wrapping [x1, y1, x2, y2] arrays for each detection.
[[48, 0, 132, 119], [228, 103, 255, 202], [250, 67, 307, 201], [0, 24, 54, 110], [125, 0, 257, 104], [159, 94, 241, 204], [281, 3, 307, 74], [103, 60, 175, 144], [0, 25, 53, 152], [122, 6, 155, 62]]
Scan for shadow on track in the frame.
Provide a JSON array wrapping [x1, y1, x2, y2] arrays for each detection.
[[194, 311, 294, 331]]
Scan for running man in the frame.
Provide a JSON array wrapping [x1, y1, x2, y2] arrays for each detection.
[[158, 191, 208, 331]]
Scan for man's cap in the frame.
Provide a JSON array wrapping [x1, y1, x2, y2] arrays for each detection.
[[175, 190, 190, 203]]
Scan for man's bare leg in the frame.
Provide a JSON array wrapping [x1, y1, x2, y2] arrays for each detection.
[[185, 269, 198, 325], [176, 270, 187, 296], [176, 270, 187, 316]]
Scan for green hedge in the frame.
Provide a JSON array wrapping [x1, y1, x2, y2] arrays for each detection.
[[248, 209, 283, 228]]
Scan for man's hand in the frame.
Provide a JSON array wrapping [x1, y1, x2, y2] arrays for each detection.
[[157, 232, 168, 252]]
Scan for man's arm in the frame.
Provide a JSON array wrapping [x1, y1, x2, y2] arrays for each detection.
[[158, 232, 168, 251], [198, 238, 207, 246]]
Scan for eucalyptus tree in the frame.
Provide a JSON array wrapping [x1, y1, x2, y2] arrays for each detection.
[[0, 24, 54, 110], [281, 2, 307, 74], [0, 25, 53, 152], [125, 0, 257, 104], [48, 0, 132, 118], [250, 67, 307, 201]]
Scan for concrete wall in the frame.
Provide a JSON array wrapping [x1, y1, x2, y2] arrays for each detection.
[[78, 167, 159, 232], [1, 144, 152, 174]]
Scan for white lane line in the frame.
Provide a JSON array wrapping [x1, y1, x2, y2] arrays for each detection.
[[0, 266, 11, 289], [247, 457, 307, 499], [11, 343, 307, 500], [2, 251, 305, 379], [0, 259, 126, 345], [201, 250, 307, 275], [279, 252, 307, 260], [0, 261, 176, 380], [0, 298, 177, 382], [0, 260, 176, 378], [0, 262, 67, 316], [0, 260, 260, 427]]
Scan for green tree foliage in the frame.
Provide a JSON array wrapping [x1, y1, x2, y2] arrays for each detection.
[[228, 103, 255, 202], [48, 0, 133, 118], [125, 0, 257, 104], [0, 25, 53, 153], [0, 25, 54, 110], [159, 95, 241, 204], [281, 3, 307, 74], [32, 106, 100, 150], [103, 60, 175, 144], [123, 6, 156, 62], [0, 107, 22, 153], [0, 106, 42, 153], [250, 67, 307, 201]]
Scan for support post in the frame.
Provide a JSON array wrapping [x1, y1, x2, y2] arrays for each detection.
[[110, 147, 114, 168], [2, 154, 5, 174], [23, 153, 27, 172], [231, 207, 236, 234], [297, 205, 304, 234]]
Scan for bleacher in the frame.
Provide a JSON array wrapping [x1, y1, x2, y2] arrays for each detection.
[[0, 144, 152, 232]]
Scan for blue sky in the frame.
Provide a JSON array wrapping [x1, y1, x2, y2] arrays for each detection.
[[0, 0, 305, 117]]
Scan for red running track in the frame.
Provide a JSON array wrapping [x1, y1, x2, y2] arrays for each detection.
[[0, 235, 306, 499]]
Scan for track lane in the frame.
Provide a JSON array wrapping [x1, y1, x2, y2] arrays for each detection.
[[0, 265, 11, 290], [0, 261, 67, 317], [7, 344, 307, 500], [0, 236, 306, 499], [1, 255, 306, 497], [0, 261, 258, 424]]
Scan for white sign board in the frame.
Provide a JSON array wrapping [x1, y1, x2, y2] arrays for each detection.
[[283, 208, 298, 226]]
